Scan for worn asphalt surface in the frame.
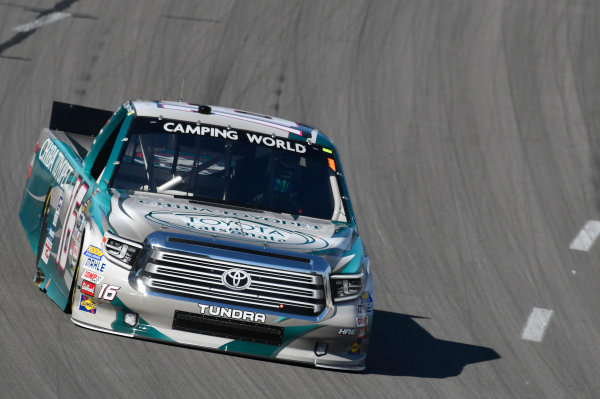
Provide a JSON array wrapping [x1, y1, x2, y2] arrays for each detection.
[[1, 1, 600, 397]]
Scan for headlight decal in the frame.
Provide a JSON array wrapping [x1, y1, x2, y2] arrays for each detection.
[[340, 237, 363, 274]]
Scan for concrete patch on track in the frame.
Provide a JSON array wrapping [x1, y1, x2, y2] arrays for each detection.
[[13, 12, 71, 33], [0, 0, 81, 58], [569, 220, 600, 251], [521, 308, 554, 342]]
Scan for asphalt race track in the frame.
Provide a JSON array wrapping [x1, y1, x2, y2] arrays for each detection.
[[1, 1, 600, 398]]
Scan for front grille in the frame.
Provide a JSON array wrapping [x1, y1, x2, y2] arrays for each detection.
[[141, 251, 326, 316], [173, 310, 283, 345]]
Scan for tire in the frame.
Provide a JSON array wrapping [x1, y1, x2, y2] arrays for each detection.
[[34, 191, 51, 288], [66, 228, 85, 314], [35, 191, 51, 267]]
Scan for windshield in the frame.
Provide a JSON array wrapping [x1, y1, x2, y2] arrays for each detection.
[[111, 117, 346, 221]]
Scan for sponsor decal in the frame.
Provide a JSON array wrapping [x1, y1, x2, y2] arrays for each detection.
[[81, 198, 91, 214], [357, 303, 366, 315], [137, 200, 320, 231], [38, 139, 74, 185], [358, 326, 367, 339], [70, 211, 86, 273], [357, 303, 373, 316], [145, 211, 331, 248], [245, 133, 306, 153], [185, 216, 285, 243], [161, 122, 306, 154], [84, 257, 106, 273], [82, 269, 104, 284], [357, 292, 373, 316], [41, 226, 55, 264], [338, 328, 357, 336], [356, 316, 368, 327], [79, 294, 96, 314], [84, 245, 103, 261], [70, 235, 77, 259], [41, 237, 52, 264], [51, 194, 63, 228], [57, 178, 89, 270], [348, 340, 362, 354], [98, 284, 120, 301], [198, 304, 266, 323], [163, 122, 239, 140], [81, 280, 95, 296]]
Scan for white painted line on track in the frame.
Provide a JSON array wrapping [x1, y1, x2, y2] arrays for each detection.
[[569, 220, 600, 251], [521, 308, 553, 342], [13, 12, 71, 33]]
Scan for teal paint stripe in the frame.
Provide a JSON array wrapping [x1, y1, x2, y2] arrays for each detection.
[[88, 192, 112, 235], [341, 237, 363, 274], [110, 297, 174, 342], [271, 325, 321, 357]]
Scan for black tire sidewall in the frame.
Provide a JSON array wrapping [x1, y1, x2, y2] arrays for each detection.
[[35, 191, 51, 265]]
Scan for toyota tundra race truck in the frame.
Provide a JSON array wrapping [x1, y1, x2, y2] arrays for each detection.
[[19, 100, 373, 370]]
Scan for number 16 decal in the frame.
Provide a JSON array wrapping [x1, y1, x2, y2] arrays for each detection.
[[57, 177, 88, 270], [98, 284, 120, 301]]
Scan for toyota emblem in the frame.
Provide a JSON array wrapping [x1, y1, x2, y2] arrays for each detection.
[[221, 269, 252, 290]]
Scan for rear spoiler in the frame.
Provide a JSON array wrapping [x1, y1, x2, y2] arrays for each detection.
[[49, 101, 113, 136]]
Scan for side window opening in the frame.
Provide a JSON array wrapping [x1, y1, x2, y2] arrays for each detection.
[[90, 118, 124, 180]]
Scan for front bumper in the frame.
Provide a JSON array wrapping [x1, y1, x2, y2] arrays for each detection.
[[71, 254, 373, 371]]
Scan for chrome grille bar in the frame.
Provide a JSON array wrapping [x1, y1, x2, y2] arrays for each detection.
[[142, 250, 326, 316]]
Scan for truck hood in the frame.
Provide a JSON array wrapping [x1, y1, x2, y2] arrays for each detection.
[[108, 192, 355, 255]]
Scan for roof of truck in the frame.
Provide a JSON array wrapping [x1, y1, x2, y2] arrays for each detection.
[[130, 100, 334, 148]]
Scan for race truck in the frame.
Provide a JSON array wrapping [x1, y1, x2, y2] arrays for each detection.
[[19, 100, 373, 370]]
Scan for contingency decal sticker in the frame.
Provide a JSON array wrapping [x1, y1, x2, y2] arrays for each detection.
[[84, 245, 103, 261], [41, 227, 55, 264], [79, 294, 97, 314], [83, 245, 106, 274], [348, 340, 362, 354], [82, 269, 104, 284], [80, 280, 95, 297], [51, 194, 63, 228]]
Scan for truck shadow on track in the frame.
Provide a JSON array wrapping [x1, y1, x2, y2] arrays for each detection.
[[366, 310, 500, 377]]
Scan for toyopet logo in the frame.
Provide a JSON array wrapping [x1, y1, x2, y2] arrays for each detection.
[[221, 269, 251, 290], [198, 304, 266, 323], [144, 211, 332, 248]]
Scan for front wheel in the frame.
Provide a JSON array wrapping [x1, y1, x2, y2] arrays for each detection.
[[34, 191, 51, 288], [66, 228, 85, 314], [35, 191, 51, 265]]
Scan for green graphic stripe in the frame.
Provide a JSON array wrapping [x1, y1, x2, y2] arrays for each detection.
[[110, 297, 174, 342]]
